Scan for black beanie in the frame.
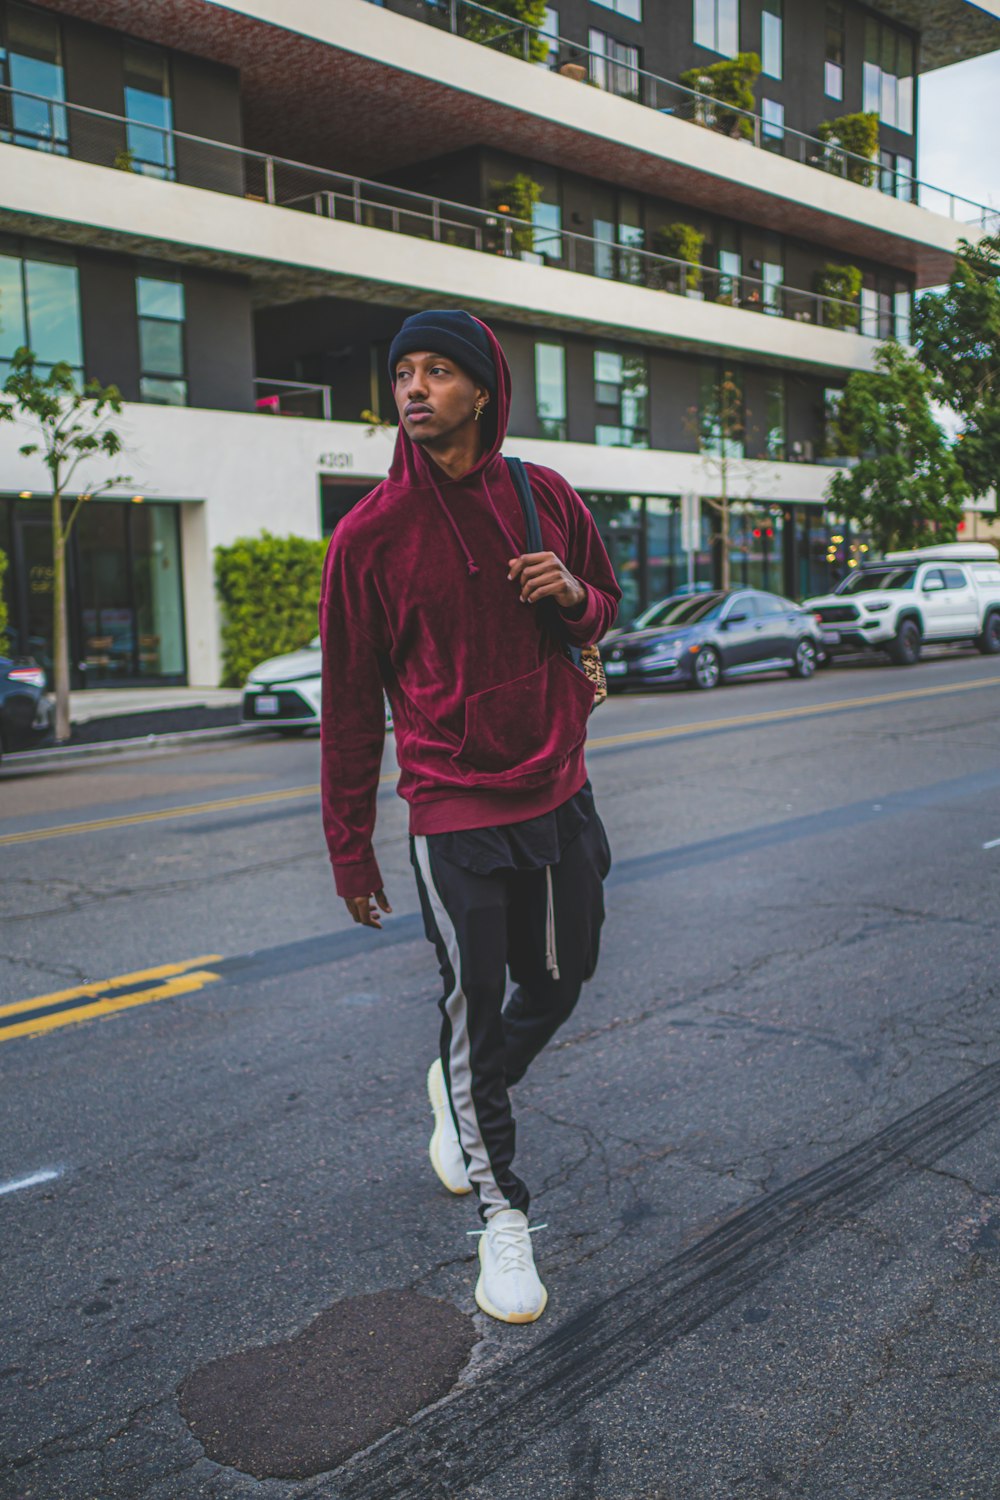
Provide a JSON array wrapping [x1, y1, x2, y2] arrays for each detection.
[[388, 310, 496, 395]]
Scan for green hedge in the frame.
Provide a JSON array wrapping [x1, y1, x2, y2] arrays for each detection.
[[215, 530, 327, 688], [0, 547, 8, 644]]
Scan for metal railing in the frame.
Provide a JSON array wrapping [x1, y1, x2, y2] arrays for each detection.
[[371, 0, 998, 230], [0, 84, 899, 337], [254, 378, 333, 419]]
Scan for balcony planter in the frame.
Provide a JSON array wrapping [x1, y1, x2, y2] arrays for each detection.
[[559, 63, 587, 81], [653, 223, 704, 294], [678, 53, 761, 141], [817, 113, 879, 188], [814, 263, 862, 329], [490, 172, 543, 255]]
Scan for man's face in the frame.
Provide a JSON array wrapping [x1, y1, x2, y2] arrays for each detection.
[[392, 350, 488, 447]]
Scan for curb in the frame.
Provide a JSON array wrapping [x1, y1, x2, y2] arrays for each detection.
[[3, 721, 279, 769]]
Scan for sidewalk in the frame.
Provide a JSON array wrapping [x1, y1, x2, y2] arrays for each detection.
[[65, 685, 244, 746]]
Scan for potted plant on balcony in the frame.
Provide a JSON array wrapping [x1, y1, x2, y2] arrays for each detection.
[[653, 223, 705, 295], [679, 53, 761, 140], [816, 112, 879, 187], [815, 263, 863, 330], [490, 173, 543, 255]]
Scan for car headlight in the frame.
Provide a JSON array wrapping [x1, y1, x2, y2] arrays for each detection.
[[863, 603, 891, 613], [644, 640, 684, 663]]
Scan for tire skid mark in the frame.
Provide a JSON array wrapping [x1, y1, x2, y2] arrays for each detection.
[[333, 1061, 1000, 1499]]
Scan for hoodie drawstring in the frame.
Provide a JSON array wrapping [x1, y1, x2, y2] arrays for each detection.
[[422, 462, 481, 576], [545, 865, 560, 980]]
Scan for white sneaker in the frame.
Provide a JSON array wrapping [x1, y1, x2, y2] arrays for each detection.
[[475, 1209, 548, 1324], [427, 1058, 471, 1195]]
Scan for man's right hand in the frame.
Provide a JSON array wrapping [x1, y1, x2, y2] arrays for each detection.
[[344, 889, 392, 929]]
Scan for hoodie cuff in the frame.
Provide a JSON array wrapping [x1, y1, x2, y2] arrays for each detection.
[[558, 582, 603, 645], [332, 851, 384, 899]]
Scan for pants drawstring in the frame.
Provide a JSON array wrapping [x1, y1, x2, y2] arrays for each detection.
[[545, 865, 560, 980]]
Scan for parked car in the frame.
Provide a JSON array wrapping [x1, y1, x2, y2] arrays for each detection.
[[242, 637, 324, 733], [0, 653, 53, 760], [241, 638, 393, 732], [805, 543, 1000, 666], [604, 584, 714, 643], [603, 589, 824, 691]]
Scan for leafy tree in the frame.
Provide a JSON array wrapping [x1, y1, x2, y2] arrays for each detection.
[[826, 341, 967, 553], [0, 350, 129, 741], [687, 368, 767, 590], [215, 531, 328, 688], [915, 234, 1000, 503]]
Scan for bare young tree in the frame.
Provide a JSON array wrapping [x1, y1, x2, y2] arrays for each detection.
[[687, 368, 778, 591], [1, 350, 130, 742]]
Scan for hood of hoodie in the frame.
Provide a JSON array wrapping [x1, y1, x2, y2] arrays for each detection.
[[386, 318, 518, 575]]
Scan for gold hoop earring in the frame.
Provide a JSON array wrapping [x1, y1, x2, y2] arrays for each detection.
[[474, 398, 488, 422]]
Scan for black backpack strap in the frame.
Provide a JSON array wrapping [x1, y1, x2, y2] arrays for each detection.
[[505, 456, 579, 660], [506, 456, 544, 554]]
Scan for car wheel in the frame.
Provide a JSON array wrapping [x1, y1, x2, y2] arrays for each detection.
[[692, 646, 721, 690], [888, 618, 921, 666], [977, 611, 1000, 655], [789, 638, 817, 679]]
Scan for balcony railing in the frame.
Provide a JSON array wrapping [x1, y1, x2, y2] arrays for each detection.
[[254, 378, 333, 419], [0, 84, 903, 339], [367, 0, 998, 230]]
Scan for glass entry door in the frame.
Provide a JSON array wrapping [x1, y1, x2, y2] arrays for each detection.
[[13, 503, 57, 679]]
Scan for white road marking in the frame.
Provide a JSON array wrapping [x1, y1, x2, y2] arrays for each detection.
[[0, 1167, 63, 1196], [982, 837, 1000, 850]]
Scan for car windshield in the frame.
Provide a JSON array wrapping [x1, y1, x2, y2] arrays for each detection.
[[631, 589, 713, 629], [308, 636, 321, 649], [838, 567, 916, 594], [651, 593, 728, 626]]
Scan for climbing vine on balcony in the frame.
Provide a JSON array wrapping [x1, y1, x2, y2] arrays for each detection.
[[679, 53, 761, 140], [817, 112, 880, 186]]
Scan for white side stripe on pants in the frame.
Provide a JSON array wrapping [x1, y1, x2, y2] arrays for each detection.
[[412, 836, 511, 1217]]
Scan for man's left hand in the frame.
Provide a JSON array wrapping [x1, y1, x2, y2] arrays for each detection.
[[508, 551, 586, 610]]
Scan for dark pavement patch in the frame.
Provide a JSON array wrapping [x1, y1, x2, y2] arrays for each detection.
[[177, 1289, 477, 1480]]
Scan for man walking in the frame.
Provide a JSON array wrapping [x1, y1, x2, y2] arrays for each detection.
[[319, 309, 620, 1323]]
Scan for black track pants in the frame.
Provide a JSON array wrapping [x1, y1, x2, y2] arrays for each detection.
[[410, 811, 611, 1221]]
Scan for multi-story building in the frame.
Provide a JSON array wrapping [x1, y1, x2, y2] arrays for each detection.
[[0, 0, 996, 687]]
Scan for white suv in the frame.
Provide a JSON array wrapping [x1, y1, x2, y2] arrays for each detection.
[[805, 543, 1000, 666]]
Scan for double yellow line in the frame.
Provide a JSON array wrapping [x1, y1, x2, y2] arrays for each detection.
[[0, 956, 222, 1044]]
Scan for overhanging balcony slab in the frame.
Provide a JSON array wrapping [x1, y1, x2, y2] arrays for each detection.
[[0, 145, 878, 376], [31, 0, 993, 284]]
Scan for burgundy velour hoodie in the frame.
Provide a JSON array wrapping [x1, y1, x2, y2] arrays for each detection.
[[319, 318, 621, 899]]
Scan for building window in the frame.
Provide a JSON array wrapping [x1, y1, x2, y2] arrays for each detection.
[[594, 198, 644, 283], [761, 258, 783, 314], [538, 6, 560, 67], [531, 200, 563, 260], [589, 29, 640, 98], [123, 41, 175, 179], [860, 285, 879, 338], [593, 0, 642, 20], [823, 387, 843, 457], [894, 285, 912, 342], [534, 342, 566, 440], [880, 149, 913, 201], [694, 0, 739, 56], [761, 98, 785, 149], [824, 2, 844, 99], [863, 18, 914, 134], [761, 0, 782, 79], [716, 233, 741, 303], [137, 275, 187, 405], [595, 350, 648, 448], [0, 2, 67, 153], [699, 362, 744, 458], [765, 376, 786, 459], [0, 251, 83, 380]]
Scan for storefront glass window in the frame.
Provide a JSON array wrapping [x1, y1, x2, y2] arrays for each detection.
[[124, 41, 175, 180], [133, 503, 185, 676], [2, 2, 67, 153]]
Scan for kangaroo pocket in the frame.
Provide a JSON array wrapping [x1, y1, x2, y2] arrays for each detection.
[[451, 652, 594, 787]]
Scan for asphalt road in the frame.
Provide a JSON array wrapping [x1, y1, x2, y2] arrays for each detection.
[[2, 648, 1000, 1499]]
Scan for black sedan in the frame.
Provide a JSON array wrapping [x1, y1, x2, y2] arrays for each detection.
[[0, 654, 54, 759], [603, 589, 824, 691]]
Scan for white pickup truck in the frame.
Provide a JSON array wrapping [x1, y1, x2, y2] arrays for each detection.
[[805, 543, 1000, 666]]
